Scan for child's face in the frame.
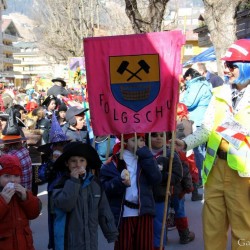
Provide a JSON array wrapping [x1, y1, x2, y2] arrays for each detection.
[[48, 100, 56, 111], [75, 115, 86, 130], [0, 174, 21, 188], [126, 136, 145, 151], [59, 111, 66, 119], [150, 132, 164, 149], [66, 156, 87, 176]]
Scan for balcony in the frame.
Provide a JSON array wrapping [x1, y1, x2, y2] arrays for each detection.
[[2, 33, 18, 42], [2, 44, 20, 53], [3, 56, 21, 64]]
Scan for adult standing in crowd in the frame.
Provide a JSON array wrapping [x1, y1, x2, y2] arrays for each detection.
[[47, 77, 69, 98], [174, 39, 250, 250], [195, 63, 224, 88], [181, 68, 212, 189]]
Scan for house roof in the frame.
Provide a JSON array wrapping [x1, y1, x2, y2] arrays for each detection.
[[2, 18, 21, 37]]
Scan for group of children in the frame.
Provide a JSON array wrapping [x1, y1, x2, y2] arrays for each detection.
[[0, 105, 196, 250]]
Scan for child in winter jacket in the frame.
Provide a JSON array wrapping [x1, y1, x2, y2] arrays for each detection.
[[52, 141, 118, 250], [147, 132, 195, 247], [0, 155, 41, 250], [100, 133, 162, 250]]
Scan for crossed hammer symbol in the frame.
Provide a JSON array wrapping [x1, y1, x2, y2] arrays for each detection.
[[117, 60, 150, 81]]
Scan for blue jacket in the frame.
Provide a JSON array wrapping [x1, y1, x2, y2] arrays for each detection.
[[99, 146, 162, 227], [181, 76, 212, 126]]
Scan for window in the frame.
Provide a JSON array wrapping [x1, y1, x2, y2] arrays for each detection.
[[184, 44, 193, 55]]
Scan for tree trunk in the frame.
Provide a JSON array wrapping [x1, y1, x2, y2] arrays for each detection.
[[124, 0, 170, 33], [202, 0, 243, 76]]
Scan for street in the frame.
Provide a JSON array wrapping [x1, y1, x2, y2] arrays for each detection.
[[31, 184, 231, 250]]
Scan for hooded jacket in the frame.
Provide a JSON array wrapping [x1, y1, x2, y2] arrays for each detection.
[[181, 76, 212, 126], [53, 172, 118, 250]]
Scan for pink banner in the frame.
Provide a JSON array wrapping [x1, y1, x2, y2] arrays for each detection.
[[84, 31, 185, 136]]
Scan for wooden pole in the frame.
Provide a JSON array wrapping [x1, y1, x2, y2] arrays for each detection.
[[159, 130, 176, 249]]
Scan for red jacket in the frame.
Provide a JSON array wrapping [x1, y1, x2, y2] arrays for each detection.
[[0, 191, 41, 250]]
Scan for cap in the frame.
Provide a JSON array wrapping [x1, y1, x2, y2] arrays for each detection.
[[0, 155, 22, 176], [221, 39, 250, 62], [66, 106, 88, 122]]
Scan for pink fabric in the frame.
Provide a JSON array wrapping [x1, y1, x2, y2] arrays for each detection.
[[84, 31, 185, 135]]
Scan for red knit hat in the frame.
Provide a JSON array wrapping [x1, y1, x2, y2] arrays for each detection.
[[0, 155, 22, 176], [177, 103, 189, 120]]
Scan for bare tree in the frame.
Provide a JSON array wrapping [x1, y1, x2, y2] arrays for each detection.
[[202, 0, 247, 76], [124, 0, 170, 33], [32, 0, 100, 62], [31, 0, 134, 62]]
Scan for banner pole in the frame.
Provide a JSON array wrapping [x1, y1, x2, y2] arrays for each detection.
[[160, 130, 176, 249]]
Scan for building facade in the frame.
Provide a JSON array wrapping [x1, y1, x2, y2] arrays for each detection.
[[1, 17, 22, 86], [163, 4, 206, 64], [13, 41, 54, 87], [0, 0, 7, 79]]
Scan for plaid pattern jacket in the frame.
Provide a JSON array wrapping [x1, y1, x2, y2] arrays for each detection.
[[5, 147, 33, 190]]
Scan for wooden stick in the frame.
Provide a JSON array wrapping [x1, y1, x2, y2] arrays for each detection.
[[160, 130, 176, 249], [163, 132, 166, 157], [134, 132, 137, 155], [148, 132, 152, 151]]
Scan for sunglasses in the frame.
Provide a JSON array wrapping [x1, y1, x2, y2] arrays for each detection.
[[224, 62, 237, 71], [151, 133, 164, 138]]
